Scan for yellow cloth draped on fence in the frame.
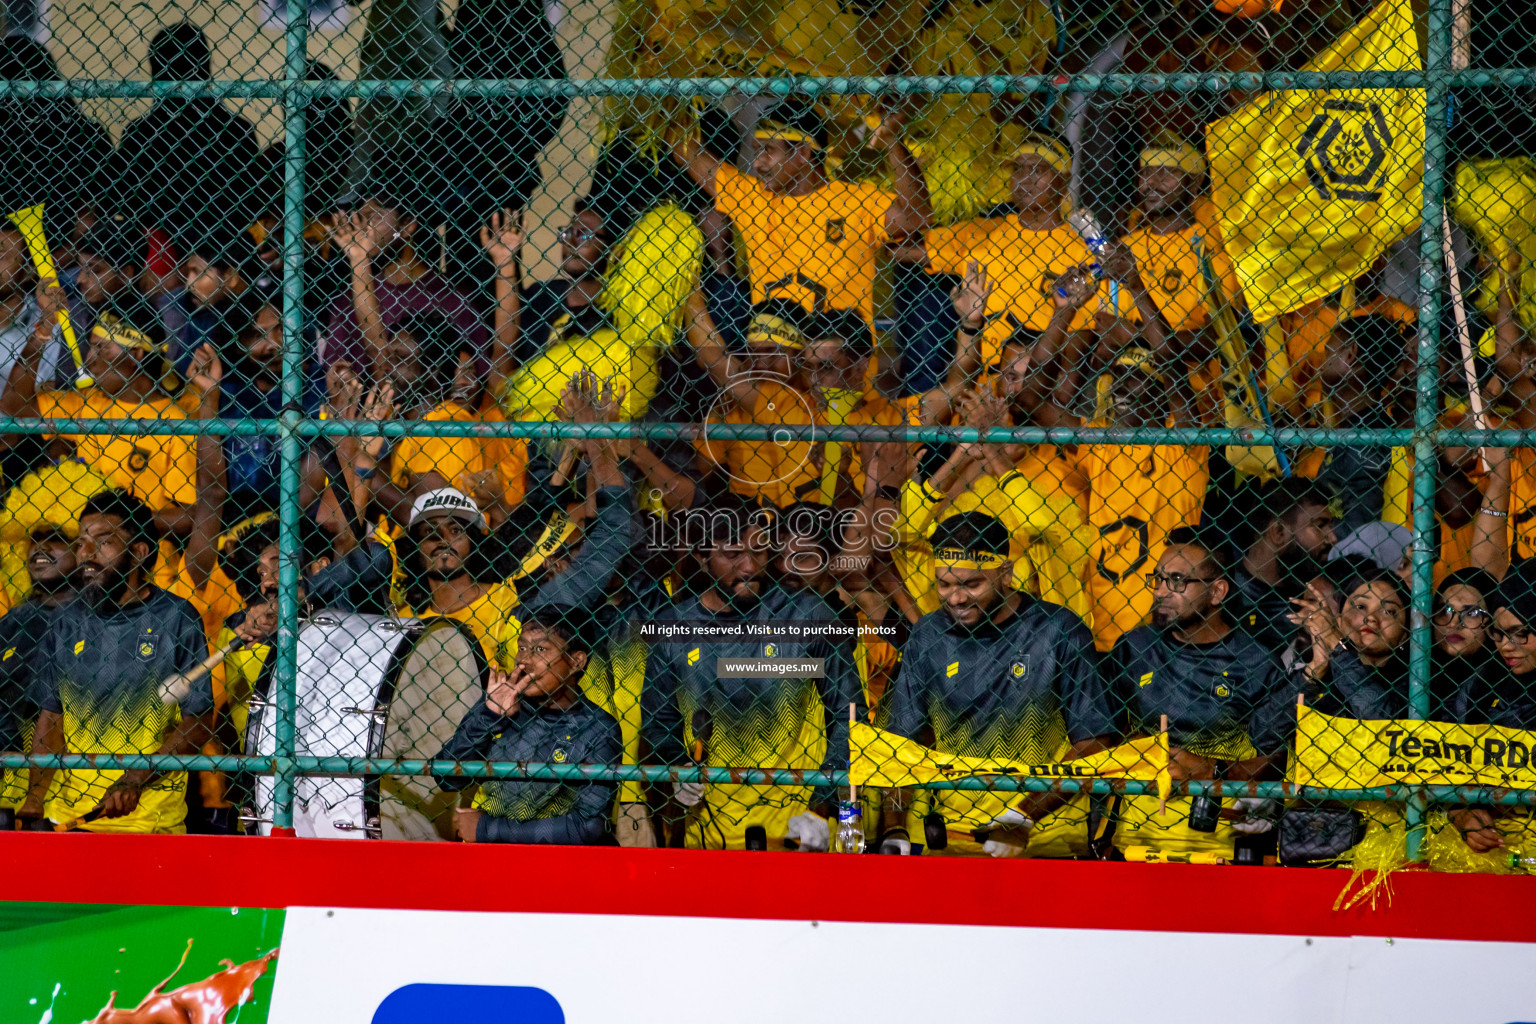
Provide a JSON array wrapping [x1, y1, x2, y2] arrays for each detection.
[[1292, 706, 1536, 790], [1206, 0, 1425, 323], [849, 722, 1171, 806]]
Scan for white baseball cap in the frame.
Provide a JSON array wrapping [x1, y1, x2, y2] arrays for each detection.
[[408, 487, 485, 529]]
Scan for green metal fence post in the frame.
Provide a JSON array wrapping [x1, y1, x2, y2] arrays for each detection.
[[1408, 0, 1454, 861], [272, 0, 311, 832]]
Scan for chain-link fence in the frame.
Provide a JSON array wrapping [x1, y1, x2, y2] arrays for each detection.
[[0, 0, 1533, 873]]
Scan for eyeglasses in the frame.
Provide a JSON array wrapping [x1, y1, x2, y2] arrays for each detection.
[[558, 224, 604, 245], [1432, 605, 1491, 627], [1490, 625, 1536, 645], [1145, 572, 1218, 594]]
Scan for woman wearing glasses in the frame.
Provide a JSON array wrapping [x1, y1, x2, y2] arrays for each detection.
[[1447, 556, 1536, 859], [1430, 568, 1501, 718]]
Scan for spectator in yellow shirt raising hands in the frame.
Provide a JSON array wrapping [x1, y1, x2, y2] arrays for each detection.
[[673, 100, 931, 324], [0, 285, 199, 546]]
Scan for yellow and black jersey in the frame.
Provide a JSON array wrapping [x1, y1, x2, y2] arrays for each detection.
[[1107, 224, 1241, 332], [640, 585, 864, 849], [33, 586, 213, 833], [1072, 437, 1209, 651], [881, 597, 1114, 844], [715, 162, 893, 322]]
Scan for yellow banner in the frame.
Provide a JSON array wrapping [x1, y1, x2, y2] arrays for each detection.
[[1206, 0, 1425, 323], [850, 723, 1170, 801], [1293, 706, 1536, 790]]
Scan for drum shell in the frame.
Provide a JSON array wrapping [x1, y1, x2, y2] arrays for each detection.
[[249, 613, 486, 839]]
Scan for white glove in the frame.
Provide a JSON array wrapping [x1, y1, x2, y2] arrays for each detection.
[[981, 808, 1033, 858], [989, 808, 1034, 828], [1229, 797, 1280, 835], [673, 781, 705, 807], [878, 833, 912, 855], [981, 836, 1029, 858], [784, 812, 830, 852]]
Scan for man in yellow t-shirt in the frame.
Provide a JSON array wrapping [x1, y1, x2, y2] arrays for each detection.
[[0, 316, 198, 538], [692, 300, 819, 507], [672, 100, 931, 323], [918, 135, 1098, 368], [1075, 353, 1209, 651], [1104, 139, 1241, 341]]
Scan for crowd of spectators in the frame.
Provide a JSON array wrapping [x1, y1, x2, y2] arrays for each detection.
[[0, 20, 1532, 867]]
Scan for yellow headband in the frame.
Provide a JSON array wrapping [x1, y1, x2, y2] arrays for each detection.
[[1011, 137, 1070, 175], [933, 547, 1011, 570], [754, 119, 822, 151], [1113, 346, 1167, 384], [744, 313, 805, 351], [510, 509, 579, 581], [91, 318, 163, 354], [216, 511, 278, 553], [1140, 142, 1206, 175]]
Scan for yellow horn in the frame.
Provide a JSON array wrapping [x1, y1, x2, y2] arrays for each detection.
[[6, 203, 93, 388]]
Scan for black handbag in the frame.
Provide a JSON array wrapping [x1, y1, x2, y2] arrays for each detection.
[[1278, 806, 1367, 866]]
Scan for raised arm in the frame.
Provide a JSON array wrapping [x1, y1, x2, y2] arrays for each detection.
[[184, 344, 226, 591], [670, 134, 725, 198], [1470, 446, 1512, 579], [1035, 266, 1099, 410], [683, 288, 763, 409], [0, 280, 59, 450], [480, 208, 525, 402], [870, 111, 932, 241], [937, 261, 991, 400], [329, 211, 391, 382]]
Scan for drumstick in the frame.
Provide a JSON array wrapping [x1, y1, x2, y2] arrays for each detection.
[[6, 203, 92, 388], [158, 638, 244, 705], [1442, 208, 1486, 472]]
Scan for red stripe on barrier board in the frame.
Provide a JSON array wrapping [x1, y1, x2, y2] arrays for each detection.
[[1, 833, 1532, 943]]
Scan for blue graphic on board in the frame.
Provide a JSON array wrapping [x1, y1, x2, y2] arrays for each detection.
[[373, 983, 564, 1022]]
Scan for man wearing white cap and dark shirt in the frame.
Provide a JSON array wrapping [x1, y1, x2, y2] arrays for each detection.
[[394, 421, 631, 664]]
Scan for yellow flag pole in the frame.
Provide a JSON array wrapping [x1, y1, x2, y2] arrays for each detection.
[[6, 203, 93, 388], [848, 702, 857, 806], [1159, 714, 1169, 817]]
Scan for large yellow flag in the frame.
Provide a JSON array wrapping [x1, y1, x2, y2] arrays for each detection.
[[1206, 0, 1425, 323]]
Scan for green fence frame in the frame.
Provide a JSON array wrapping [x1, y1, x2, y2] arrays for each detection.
[[6, 0, 1525, 856]]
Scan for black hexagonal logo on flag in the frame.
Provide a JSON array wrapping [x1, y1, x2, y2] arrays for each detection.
[[1296, 99, 1394, 202]]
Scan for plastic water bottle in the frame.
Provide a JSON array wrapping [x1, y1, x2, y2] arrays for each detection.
[[1506, 851, 1536, 872], [1068, 208, 1111, 265], [834, 802, 865, 854], [1067, 207, 1117, 310]]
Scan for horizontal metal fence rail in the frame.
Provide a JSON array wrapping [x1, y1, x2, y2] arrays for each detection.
[[17, 417, 1536, 448], [3, 752, 1533, 806], [0, 69, 1530, 101]]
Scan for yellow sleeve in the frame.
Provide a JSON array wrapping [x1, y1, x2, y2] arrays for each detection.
[[160, 432, 198, 507], [999, 471, 1093, 622], [895, 478, 946, 615], [35, 391, 70, 438], [714, 162, 757, 222]]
